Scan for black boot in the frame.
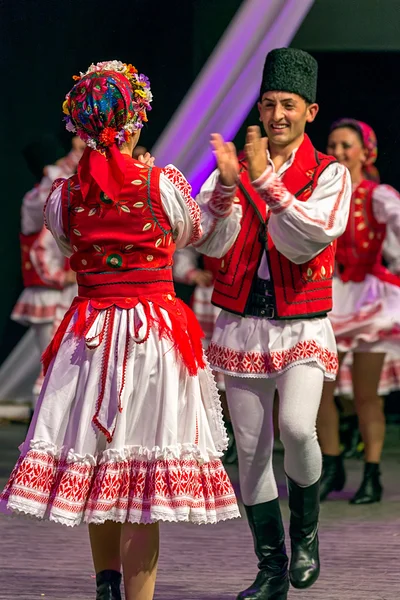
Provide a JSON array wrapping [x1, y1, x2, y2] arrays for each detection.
[[237, 499, 289, 600], [319, 454, 346, 501], [95, 570, 122, 600], [287, 477, 320, 590], [350, 462, 383, 505]]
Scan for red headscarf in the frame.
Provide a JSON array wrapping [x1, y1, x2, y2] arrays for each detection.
[[330, 118, 379, 183]]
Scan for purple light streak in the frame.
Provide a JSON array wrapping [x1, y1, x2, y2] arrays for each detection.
[[152, 0, 315, 195]]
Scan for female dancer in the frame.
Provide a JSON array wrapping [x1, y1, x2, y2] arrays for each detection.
[[317, 119, 400, 504], [1, 60, 239, 600]]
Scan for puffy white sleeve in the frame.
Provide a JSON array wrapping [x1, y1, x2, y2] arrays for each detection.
[[383, 226, 400, 275], [44, 180, 73, 257], [193, 169, 242, 258], [252, 162, 351, 264], [21, 187, 44, 235], [29, 227, 66, 288], [21, 167, 70, 235], [159, 165, 202, 250], [372, 184, 400, 239]]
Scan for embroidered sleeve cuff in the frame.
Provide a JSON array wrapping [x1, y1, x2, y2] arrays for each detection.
[[163, 165, 202, 245], [208, 179, 237, 218], [252, 168, 293, 214]]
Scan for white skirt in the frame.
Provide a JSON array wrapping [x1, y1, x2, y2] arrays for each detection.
[[207, 310, 338, 380], [32, 284, 79, 397], [336, 351, 400, 398], [11, 287, 61, 325], [1, 301, 239, 527], [330, 275, 400, 353]]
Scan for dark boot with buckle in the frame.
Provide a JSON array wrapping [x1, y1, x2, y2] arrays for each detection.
[[237, 499, 289, 600], [319, 454, 346, 501], [287, 477, 320, 589], [350, 462, 383, 505], [95, 570, 122, 600]]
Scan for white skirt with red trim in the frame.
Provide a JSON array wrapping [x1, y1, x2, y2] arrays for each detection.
[[207, 310, 338, 380], [330, 275, 400, 353], [336, 351, 400, 398], [1, 302, 239, 527], [11, 287, 61, 326]]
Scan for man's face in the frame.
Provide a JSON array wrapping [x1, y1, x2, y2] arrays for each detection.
[[258, 91, 318, 148]]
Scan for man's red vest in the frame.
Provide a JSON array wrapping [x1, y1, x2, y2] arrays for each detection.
[[335, 180, 386, 282], [212, 135, 337, 319]]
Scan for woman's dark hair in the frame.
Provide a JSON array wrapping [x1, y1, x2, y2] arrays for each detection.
[[329, 120, 364, 147]]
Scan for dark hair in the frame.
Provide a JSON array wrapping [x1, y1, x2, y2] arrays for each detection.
[[329, 120, 364, 147]]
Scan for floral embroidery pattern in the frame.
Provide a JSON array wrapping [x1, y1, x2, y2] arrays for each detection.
[[1, 450, 238, 526], [163, 166, 202, 244], [253, 171, 293, 214], [208, 181, 236, 218], [207, 340, 338, 376]]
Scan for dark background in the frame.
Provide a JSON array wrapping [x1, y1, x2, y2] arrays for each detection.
[[1, 0, 400, 362]]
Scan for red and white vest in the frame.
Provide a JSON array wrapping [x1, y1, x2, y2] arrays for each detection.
[[212, 135, 337, 319], [336, 180, 387, 282], [43, 155, 205, 380], [61, 156, 176, 301], [20, 231, 47, 288]]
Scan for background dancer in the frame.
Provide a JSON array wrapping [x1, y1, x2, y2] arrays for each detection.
[[317, 119, 400, 504], [11, 136, 84, 412]]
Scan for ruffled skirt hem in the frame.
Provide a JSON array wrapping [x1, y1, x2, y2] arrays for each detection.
[[0, 441, 240, 527]]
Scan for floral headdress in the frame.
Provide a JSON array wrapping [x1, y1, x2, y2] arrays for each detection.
[[63, 60, 152, 153]]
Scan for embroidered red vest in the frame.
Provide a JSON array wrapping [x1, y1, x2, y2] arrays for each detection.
[[335, 180, 386, 282], [20, 231, 47, 288], [61, 155, 176, 300], [212, 135, 337, 319]]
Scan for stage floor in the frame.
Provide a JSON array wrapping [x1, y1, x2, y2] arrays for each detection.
[[1, 423, 399, 600]]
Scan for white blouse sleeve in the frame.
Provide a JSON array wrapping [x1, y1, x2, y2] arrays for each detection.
[[30, 227, 66, 288], [44, 181, 73, 257], [192, 169, 242, 258], [21, 187, 44, 235], [372, 184, 400, 239], [159, 165, 202, 250], [383, 225, 400, 275], [252, 162, 352, 264]]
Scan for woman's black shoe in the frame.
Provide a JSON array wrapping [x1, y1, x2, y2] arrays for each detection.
[[237, 499, 289, 600], [96, 570, 122, 600], [350, 462, 383, 505], [319, 454, 346, 501]]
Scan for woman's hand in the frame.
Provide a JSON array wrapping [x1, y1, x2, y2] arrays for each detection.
[[137, 152, 155, 167]]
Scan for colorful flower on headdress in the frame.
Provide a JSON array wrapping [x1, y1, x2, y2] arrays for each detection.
[[63, 60, 153, 153]]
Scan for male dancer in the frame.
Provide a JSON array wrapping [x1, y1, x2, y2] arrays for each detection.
[[195, 48, 351, 599]]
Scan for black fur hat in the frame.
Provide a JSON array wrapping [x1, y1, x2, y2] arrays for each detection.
[[260, 48, 318, 104]]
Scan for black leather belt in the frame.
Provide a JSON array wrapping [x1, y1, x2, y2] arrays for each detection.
[[245, 278, 275, 319]]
